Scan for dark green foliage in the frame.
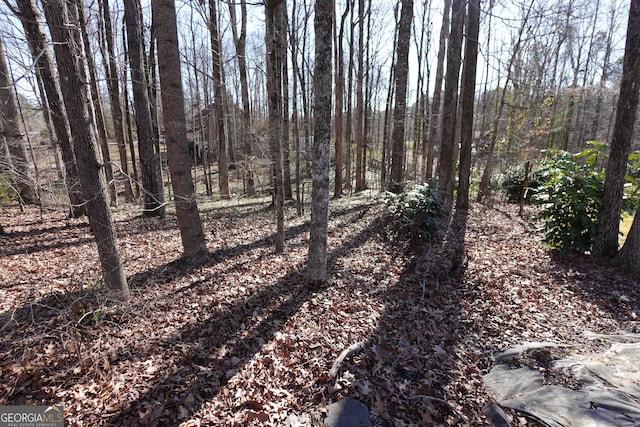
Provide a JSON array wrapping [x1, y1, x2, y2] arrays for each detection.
[[0, 175, 16, 205], [502, 165, 543, 203], [624, 152, 640, 212], [532, 144, 605, 254], [383, 183, 448, 245]]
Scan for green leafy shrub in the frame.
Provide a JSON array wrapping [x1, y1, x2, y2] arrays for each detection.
[[383, 183, 448, 245], [624, 152, 640, 212], [532, 144, 605, 254], [0, 175, 16, 205], [501, 165, 543, 203]]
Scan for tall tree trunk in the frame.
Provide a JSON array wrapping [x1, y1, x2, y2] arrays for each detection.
[[209, 0, 231, 199], [290, 0, 302, 213], [74, 0, 117, 205], [595, 0, 640, 258], [41, 0, 129, 298], [388, 0, 413, 194], [0, 37, 38, 204], [152, 0, 209, 261], [437, 0, 464, 209], [307, 0, 333, 282], [99, 0, 134, 202], [229, 0, 255, 196], [14, 0, 83, 214], [477, 0, 533, 202], [17, 0, 86, 218], [266, 0, 286, 253], [344, 0, 355, 193], [424, 0, 451, 182], [354, 0, 366, 192], [277, 4, 293, 200], [333, 1, 349, 198], [455, 0, 480, 209], [124, 0, 166, 217]]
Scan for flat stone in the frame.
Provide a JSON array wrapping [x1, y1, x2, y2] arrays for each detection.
[[324, 398, 372, 427]]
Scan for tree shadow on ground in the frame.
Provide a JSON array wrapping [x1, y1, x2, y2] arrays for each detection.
[[0, 199, 380, 425], [106, 217, 381, 425], [334, 209, 472, 425], [548, 252, 640, 331]]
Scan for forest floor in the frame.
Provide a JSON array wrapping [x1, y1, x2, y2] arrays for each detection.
[[1, 195, 639, 426]]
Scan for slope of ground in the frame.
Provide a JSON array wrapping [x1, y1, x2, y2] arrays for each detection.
[[1, 198, 639, 426]]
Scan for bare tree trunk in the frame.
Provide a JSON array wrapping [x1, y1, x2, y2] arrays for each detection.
[[456, 0, 480, 209], [333, 1, 349, 198], [266, 0, 286, 253], [124, 0, 166, 217], [344, 0, 355, 193], [424, 0, 450, 182], [290, 0, 302, 213], [354, 0, 366, 192], [73, 0, 117, 206], [595, 0, 640, 258], [14, 0, 84, 215], [478, 0, 534, 202], [389, 0, 413, 194], [437, 0, 464, 209], [152, 0, 209, 261], [209, 0, 231, 199], [99, 0, 134, 202], [0, 36, 38, 204], [277, 4, 293, 200], [307, 0, 333, 281], [42, 0, 129, 298], [229, 0, 255, 196]]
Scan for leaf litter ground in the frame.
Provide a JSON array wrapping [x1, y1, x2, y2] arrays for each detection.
[[1, 197, 639, 426]]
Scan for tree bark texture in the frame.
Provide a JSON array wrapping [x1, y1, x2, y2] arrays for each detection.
[[425, 0, 450, 182], [16, 0, 84, 214], [596, 0, 640, 258], [437, 0, 464, 209], [124, 0, 166, 217], [266, 0, 286, 253], [41, 0, 129, 298], [388, 0, 413, 194], [229, 0, 255, 196], [0, 37, 38, 204], [152, 0, 209, 260], [209, 0, 231, 199], [99, 0, 134, 201], [455, 0, 480, 209], [307, 0, 334, 282]]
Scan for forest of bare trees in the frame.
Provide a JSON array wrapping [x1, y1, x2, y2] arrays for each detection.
[[0, 0, 638, 279], [5, 1, 640, 424]]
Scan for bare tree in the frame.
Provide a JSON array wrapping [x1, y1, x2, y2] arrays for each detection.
[[388, 0, 413, 194], [152, 0, 209, 261], [354, 0, 366, 192], [209, 0, 231, 199], [41, 0, 129, 298], [455, 0, 480, 209], [307, 0, 333, 281], [124, 0, 166, 217], [437, 0, 464, 209], [266, 0, 286, 252], [13, 0, 85, 215], [0, 36, 38, 204], [98, 0, 134, 202], [424, 0, 450, 182], [228, 0, 255, 196], [595, 0, 640, 258]]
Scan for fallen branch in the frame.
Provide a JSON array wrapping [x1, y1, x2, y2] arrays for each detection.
[[329, 341, 367, 381]]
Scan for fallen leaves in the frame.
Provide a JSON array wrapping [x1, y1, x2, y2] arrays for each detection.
[[1, 199, 639, 426]]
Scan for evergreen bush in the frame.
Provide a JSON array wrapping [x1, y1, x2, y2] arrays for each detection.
[[383, 183, 448, 245], [532, 144, 605, 254]]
